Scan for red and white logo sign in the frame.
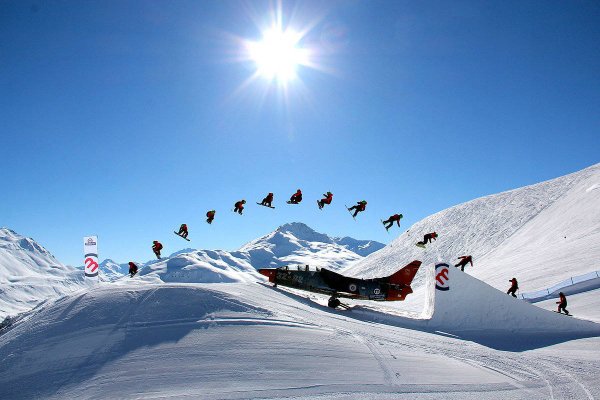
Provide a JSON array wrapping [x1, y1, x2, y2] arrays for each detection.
[[83, 236, 99, 277], [435, 263, 450, 291]]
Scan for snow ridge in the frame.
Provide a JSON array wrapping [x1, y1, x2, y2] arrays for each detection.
[[345, 163, 600, 292]]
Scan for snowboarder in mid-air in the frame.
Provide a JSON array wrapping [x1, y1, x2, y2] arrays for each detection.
[[177, 223, 188, 238], [417, 232, 437, 247], [348, 200, 367, 218], [455, 255, 473, 271], [206, 210, 215, 224], [234, 200, 246, 215], [288, 189, 302, 204], [317, 192, 333, 209], [382, 213, 403, 230], [152, 241, 163, 259], [260, 193, 274, 208], [507, 277, 518, 297], [556, 292, 570, 315], [128, 262, 138, 277]]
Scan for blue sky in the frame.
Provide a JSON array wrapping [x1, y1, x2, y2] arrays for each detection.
[[1, 0, 599, 267]]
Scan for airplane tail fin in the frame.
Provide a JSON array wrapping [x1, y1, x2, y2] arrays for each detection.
[[385, 260, 421, 300]]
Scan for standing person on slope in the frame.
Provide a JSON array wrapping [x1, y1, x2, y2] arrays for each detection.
[[317, 192, 333, 209], [556, 292, 570, 315], [234, 200, 246, 215], [152, 241, 163, 259], [382, 213, 403, 230], [455, 255, 473, 271], [289, 189, 302, 204], [206, 210, 216, 224], [260, 193, 274, 207], [348, 200, 368, 218], [128, 262, 138, 277], [177, 223, 189, 238], [507, 277, 518, 297]]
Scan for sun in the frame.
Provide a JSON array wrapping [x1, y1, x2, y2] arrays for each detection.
[[246, 27, 309, 84]]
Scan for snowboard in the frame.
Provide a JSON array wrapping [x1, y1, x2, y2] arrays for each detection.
[[345, 205, 356, 220], [256, 202, 275, 209], [553, 311, 573, 316], [317, 200, 322, 210], [415, 242, 426, 248], [381, 219, 390, 233], [130, 271, 138, 278], [286, 201, 300, 205], [174, 231, 191, 241]]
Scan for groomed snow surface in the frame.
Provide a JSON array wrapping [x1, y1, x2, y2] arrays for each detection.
[[1, 265, 599, 399]]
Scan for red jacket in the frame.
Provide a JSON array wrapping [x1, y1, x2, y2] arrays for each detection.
[[390, 214, 402, 221], [206, 211, 215, 218], [265, 193, 274, 201], [235, 201, 245, 208], [153, 242, 163, 251]]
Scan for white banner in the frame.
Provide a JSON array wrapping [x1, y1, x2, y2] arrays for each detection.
[[83, 236, 99, 278]]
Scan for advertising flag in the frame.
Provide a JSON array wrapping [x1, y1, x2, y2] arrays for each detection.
[[83, 236, 99, 278]]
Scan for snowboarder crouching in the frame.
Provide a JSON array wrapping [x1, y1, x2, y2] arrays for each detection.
[[556, 292, 569, 315], [128, 262, 138, 277], [289, 189, 302, 204], [234, 200, 246, 215], [417, 232, 437, 246], [348, 200, 367, 217], [261, 193, 274, 207], [383, 213, 403, 230], [177, 223, 188, 238], [328, 294, 350, 310], [317, 192, 333, 209], [455, 255, 473, 272], [152, 241, 163, 259], [206, 210, 216, 224], [507, 278, 518, 297]]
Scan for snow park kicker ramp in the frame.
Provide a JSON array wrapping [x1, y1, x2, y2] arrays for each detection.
[[418, 263, 600, 349], [350, 263, 600, 350]]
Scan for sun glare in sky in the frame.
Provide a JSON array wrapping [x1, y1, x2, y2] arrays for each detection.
[[246, 28, 308, 83]]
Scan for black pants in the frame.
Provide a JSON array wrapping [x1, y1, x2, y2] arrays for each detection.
[[234, 207, 243, 214], [454, 262, 466, 271], [507, 287, 517, 297], [206, 218, 213, 224], [178, 228, 188, 238], [348, 205, 362, 217], [558, 303, 569, 314]]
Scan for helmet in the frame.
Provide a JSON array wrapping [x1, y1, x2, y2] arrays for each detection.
[[242, 200, 246, 203], [399, 214, 403, 218], [153, 240, 158, 244], [269, 192, 273, 196], [211, 210, 216, 213]]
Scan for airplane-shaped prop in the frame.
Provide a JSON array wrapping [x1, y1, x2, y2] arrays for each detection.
[[258, 260, 421, 301]]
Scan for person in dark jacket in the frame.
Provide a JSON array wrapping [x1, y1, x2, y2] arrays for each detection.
[[289, 189, 302, 204], [507, 277, 518, 297], [152, 241, 163, 259], [177, 223, 188, 238], [234, 200, 246, 215], [206, 210, 216, 224], [348, 200, 367, 218], [455, 255, 473, 271], [128, 262, 138, 277], [556, 292, 570, 315], [260, 193, 274, 207], [382, 213, 403, 230], [417, 232, 438, 246]]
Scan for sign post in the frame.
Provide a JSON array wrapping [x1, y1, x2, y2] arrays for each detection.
[[83, 236, 99, 278]]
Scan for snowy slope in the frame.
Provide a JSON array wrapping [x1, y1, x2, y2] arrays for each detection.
[[0, 228, 91, 319], [1, 274, 599, 399], [344, 163, 600, 293]]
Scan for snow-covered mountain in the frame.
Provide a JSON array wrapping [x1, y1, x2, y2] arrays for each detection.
[[344, 163, 600, 293], [140, 222, 384, 283], [0, 228, 91, 319]]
